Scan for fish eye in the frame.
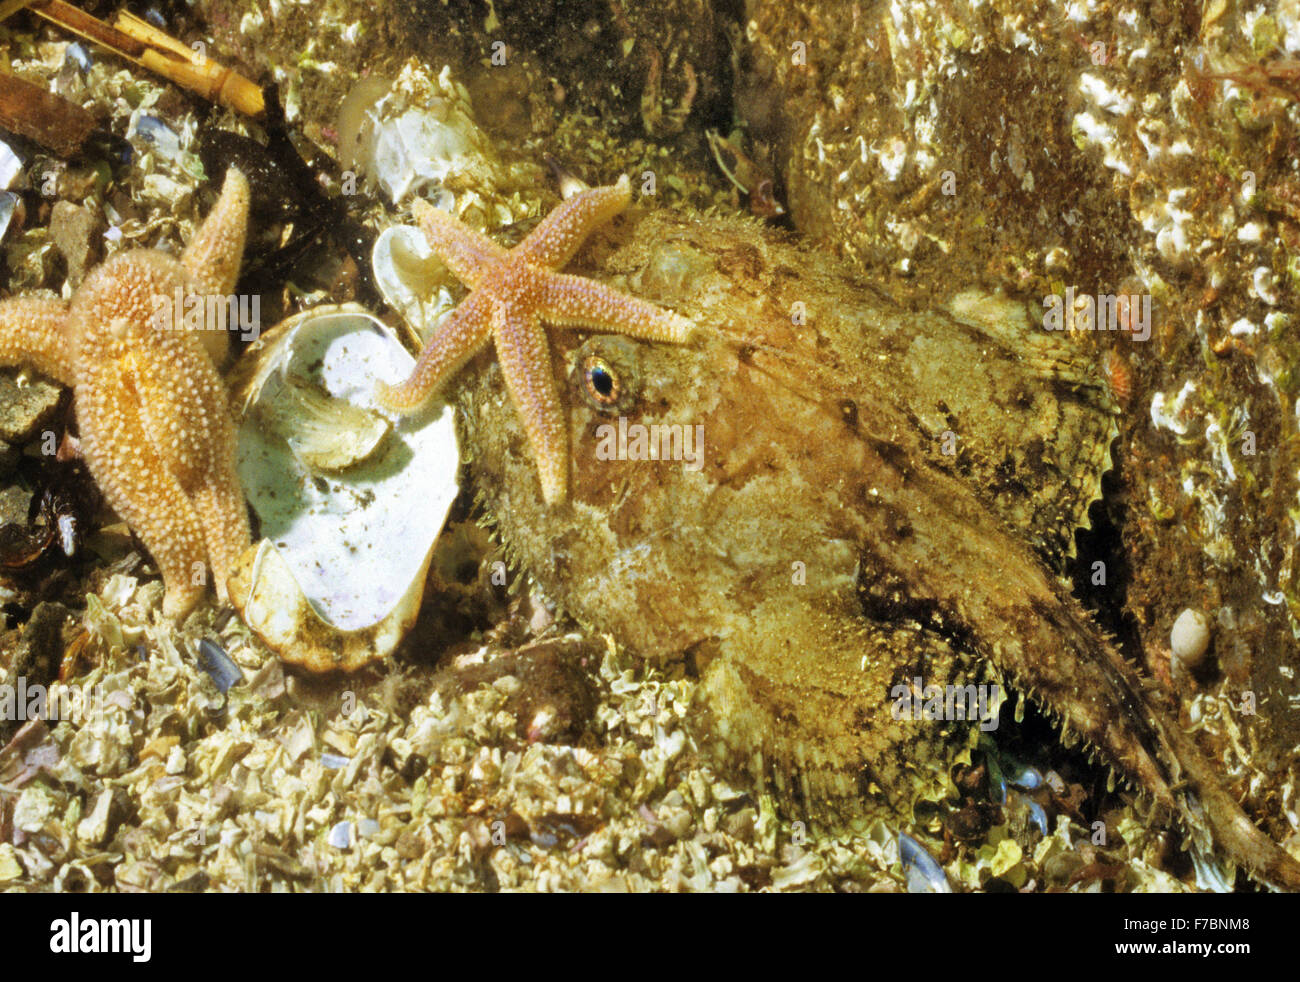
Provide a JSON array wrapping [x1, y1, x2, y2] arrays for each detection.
[[572, 337, 640, 414], [584, 356, 619, 405]]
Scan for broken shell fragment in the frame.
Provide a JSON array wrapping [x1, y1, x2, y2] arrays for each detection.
[[0, 139, 22, 190], [328, 820, 354, 850], [253, 370, 392, 473], [228, 539, 429, 673], [898, 832, 951, 893], [336, 61, 500, 205], [371, 224, 457, 342], [197, 638, 243, 694], [230, 304, 459, 672], [0, 191, 19, 245]]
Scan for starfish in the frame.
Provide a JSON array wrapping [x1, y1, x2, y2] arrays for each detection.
[[0, 168, 253, 620], [377, 175, 695, 503]]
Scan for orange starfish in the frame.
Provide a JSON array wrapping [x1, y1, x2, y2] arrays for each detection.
[[377, 175, 695, 503], [0, 168, 252, 619]]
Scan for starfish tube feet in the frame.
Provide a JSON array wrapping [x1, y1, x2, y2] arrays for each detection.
[[78, 410, 211, 620], [492, 307, 569, 504], [539, 273, 695, 342], [0, 294, 75, 385], [375, 293, 492, 411]]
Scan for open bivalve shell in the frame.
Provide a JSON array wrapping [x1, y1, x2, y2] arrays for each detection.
[[228, 304, 458, 671]]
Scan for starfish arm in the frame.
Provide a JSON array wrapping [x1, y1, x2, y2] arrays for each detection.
[[182, 167, 250, 299], [413, 198, 508, 288], [537, 273, 695, 343], [136, 338, 241, 488], [71, 252, 250, 618], [0, 169, 254, 618], [74, 254, 236, 487], [0, 294, 76, 385], [515, 175, 632, 270], [190, 468, 252, 606], [180, 168, 250, 367], [77, 385, 210, 619], [493, 306, 569, 504], [376, 290, 493, 411]]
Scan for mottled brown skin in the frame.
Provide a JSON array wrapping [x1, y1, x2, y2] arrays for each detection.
[[452, 205, 1300, 890]]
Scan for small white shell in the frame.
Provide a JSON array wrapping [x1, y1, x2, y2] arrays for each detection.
[[1170, 608, 1212, 668], [371, 224, 457, 342]]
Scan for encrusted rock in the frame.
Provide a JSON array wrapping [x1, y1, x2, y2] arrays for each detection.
[[48, 201, 102, 288], [0, 370, 62, 445]]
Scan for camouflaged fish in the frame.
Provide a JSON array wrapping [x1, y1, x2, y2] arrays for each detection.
[[437, 202, 1300, 890]]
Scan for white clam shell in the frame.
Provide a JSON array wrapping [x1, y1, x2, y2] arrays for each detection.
[[230, 304, 458, 668]]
